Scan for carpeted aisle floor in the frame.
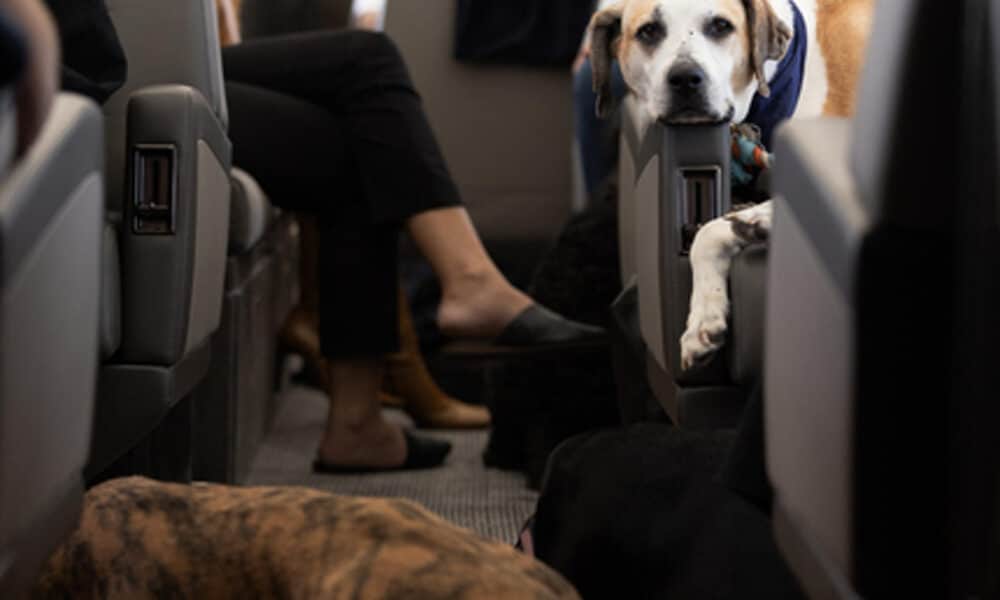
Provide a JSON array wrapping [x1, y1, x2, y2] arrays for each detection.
[[245, 385, 538, 543]]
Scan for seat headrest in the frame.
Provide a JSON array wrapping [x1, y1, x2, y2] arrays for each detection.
[[103, 0, 228, 128]]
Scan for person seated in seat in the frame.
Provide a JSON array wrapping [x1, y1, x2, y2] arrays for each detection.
[[219, 0, 491, 432], [38, 0, 603, 474]]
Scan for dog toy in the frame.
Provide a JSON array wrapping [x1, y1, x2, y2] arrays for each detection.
[[731, 123, 773, 186]]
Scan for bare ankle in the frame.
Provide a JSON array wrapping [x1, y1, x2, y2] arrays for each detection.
[[442, 266, 501, 298], [327, 409, 382, 435]]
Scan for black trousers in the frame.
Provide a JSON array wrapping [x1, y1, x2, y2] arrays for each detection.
[[222, 30, 462, 358]]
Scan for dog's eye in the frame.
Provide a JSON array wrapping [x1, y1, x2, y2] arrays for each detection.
[[705, 17, 735, 39], [636, 22, 666, 45]]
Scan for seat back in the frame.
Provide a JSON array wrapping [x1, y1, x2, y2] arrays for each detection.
[[0, 94, 104, 596], [767, 1, 999, 596], [103, 0, 232, 366], [619, 97, 741, 424], [384, 0, 574, 249]]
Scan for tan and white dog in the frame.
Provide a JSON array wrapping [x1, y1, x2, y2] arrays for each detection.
[[589, 0, 873, 369]]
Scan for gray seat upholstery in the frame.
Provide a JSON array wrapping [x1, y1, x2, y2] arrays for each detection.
[[621, 104, 761, 428], [0, 94, 104, 596], [765, 118, 859, 598], [182, 10, 304, 486], [87, 0, 232, 479], [766, 1, 999, 596], [385, 0, 576, 273]]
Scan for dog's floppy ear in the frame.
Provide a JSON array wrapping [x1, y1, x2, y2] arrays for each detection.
[[743, 0, 792, 97], [589, 2, 626, 118]]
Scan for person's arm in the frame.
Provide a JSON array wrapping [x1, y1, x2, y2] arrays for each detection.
[[1, 0, 59, 155]]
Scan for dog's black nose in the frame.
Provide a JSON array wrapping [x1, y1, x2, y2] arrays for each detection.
[[668, 64, 706, 93]]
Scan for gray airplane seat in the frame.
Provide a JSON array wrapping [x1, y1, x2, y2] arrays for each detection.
[[385, 0, 577, 284], [766, 1, 999, 597], [0, 94, 104, 596], [86, 0, 233, 481], [620, 99, 764, 429]]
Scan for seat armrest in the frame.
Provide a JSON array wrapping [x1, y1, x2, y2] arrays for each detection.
[[117, 85, 232, 365], [629, 120, 734, 385], [728, 244, 768, 386]]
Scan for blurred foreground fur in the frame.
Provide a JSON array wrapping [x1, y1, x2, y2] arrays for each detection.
[[32, 477, 579, 599]]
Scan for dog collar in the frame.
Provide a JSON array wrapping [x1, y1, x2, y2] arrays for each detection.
[[744, 0, 808, 148]]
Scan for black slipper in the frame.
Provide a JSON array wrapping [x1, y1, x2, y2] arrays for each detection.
[[312, 431, 452, 475], [442, 304, 607, 357]]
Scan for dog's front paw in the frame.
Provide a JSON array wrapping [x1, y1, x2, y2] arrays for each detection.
[[680, 299, 729, 371]]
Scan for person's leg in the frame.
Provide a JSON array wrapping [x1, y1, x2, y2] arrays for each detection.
[[320, 359, 406, 468], [406, 207, 531, 339], [225, 80, 448, 469], [225, 32, 602, 344]]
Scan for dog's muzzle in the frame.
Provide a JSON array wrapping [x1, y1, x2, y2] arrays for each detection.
[[661, 61, 725, 124]]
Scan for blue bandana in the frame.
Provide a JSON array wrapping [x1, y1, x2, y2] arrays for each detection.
[[743, 1, 808, 148]]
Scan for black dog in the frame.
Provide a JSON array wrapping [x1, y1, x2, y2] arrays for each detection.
[[530, 415, 805, 599]]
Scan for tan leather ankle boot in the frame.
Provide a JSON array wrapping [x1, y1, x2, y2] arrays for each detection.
[[384, 288, 490, 429]]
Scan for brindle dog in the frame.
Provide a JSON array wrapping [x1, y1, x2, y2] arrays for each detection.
[[31, 477, 579, 599]]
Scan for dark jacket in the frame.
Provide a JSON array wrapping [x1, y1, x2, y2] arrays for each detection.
[[0, 9, 26, 90], [45, 0, 126, 103], [454, 0, 595, 67]]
